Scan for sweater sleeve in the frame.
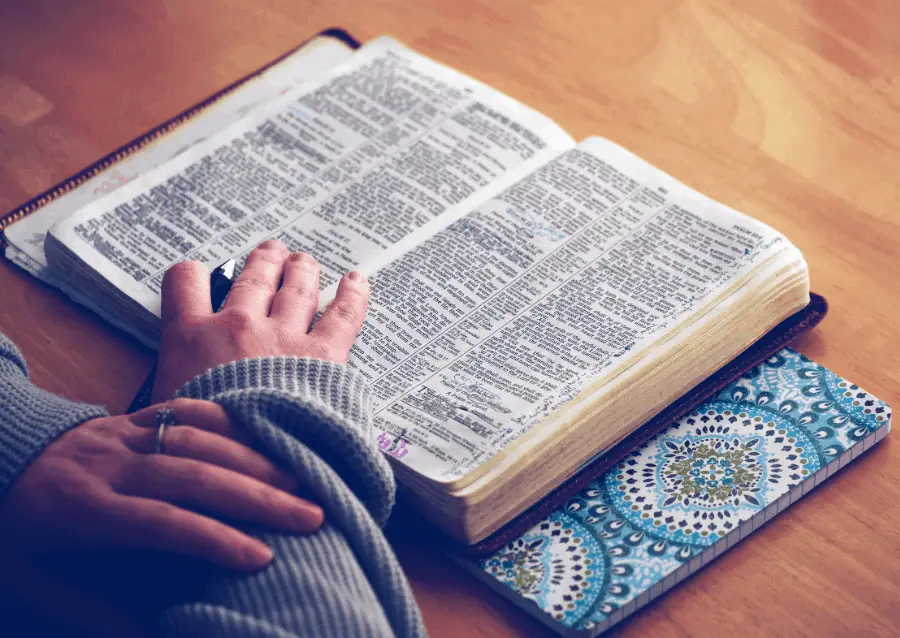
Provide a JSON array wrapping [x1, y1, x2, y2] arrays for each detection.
[[0, 335, 108, 500], [164, 357, 427, 638]]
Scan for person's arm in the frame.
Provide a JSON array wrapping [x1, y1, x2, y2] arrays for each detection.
[[0, 335, 421, 635], [164, 359, 423, 637], [0, 240, 427, 636], [151, 240, 426, 637], [0, 335, 108, 498], [0, 352, 323, 570]]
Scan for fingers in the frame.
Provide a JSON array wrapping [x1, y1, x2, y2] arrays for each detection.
[[309, 271, 370, 361], [121, 455, 324, 534], [161, 260, 212, 325], [103, 494, 274, 571], [130, 399, 297, 492], [270, 252, 320, 325], [158, 427, 299, 493], [132, 399, 247, 443], [224, 240, 289, 316]]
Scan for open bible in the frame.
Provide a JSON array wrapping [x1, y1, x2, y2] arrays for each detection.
[[3, 35, 811, 545]]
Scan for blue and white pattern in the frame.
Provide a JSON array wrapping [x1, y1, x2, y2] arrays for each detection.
[[477, 349, 891, 633]]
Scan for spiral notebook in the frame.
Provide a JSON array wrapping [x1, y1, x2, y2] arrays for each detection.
[[461, 348, 891, 636]]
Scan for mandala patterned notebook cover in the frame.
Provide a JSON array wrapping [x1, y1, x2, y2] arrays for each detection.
[[463, 348, 892, 636]]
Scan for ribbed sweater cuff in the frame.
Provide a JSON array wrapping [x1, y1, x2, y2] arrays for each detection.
[[175, 357, 395, 524], [0, 357, 108, 499], [175, 357, 374, 433]]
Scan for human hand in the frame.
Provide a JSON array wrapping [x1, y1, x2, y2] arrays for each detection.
[[152, 239, 370, 402], [0, 399, 323, 571]]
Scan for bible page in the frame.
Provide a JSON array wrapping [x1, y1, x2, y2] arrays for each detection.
[[49, 36, 573, 315], [352, 137, 792, 483], [5, 35, 355, 274]]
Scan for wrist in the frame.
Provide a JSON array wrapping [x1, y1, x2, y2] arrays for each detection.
[[0, 377, 108, 500]]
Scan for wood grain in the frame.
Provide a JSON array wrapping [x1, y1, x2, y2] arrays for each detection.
[[1, 0, 899, 635]]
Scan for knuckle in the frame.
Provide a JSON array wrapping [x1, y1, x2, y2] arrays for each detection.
[[230, 276, 269, 292], [163, 260, 205, 289], [122, 425, 155, 453], [167, 397, 198, 415], [176, 314, 206, 331], [84, 417, 117, 438], [187, 464, 216, 494], [339, 286, 370, 306], [330, 300, 360, 324], [248, 244, 288, 266], [249, 252, 283, 268], [223, 308, 256, 335], [166, 426, 201, 453], [254, 485, 284, 511], [182, 399, 231, 432], [166, 398, 230, 433], [280, 283, 318, 302], [306, 342, 334, 361], [183, 462, 208, 488], [186, 466, 215, 494], [287, 252, 317, 268], [69, 428, 119, 463], [257, 238, 286, 252], [58, 470, 106, 505], [134, 455, 197, 491], [166, 260, 205, 279]]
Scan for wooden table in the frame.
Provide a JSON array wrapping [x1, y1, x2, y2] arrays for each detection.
[[2, 1, 899, 636]]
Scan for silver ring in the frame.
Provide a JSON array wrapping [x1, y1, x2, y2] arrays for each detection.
[[155, 406, 177, 454]]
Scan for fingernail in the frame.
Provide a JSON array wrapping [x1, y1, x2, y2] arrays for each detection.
[[346, 270, 366, 283], [243, 543, 274, 569]]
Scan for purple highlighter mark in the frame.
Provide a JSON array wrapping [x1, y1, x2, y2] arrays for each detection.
[[377, 429, 409, 459]]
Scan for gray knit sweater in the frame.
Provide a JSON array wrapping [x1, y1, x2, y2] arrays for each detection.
[[0, 333, 426, 637]]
